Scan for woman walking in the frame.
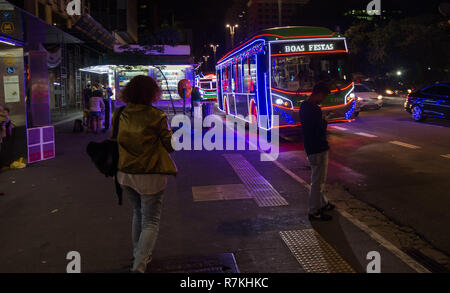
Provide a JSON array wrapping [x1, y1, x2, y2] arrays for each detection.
[[88, 90, 105, 134], [111, 75, 177, 273]]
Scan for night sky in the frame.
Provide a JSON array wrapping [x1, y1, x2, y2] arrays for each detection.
[[157, 0, 234, 60], [155, 0, 447, 62]]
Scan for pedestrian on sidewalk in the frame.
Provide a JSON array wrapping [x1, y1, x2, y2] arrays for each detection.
[[88, 90, 105, 134], [102, 84, 113, 133], [299, 82, 336, 221], [112, 75, 177, 273], [83, 84, 93, 126], [191, 86, 202, 118]]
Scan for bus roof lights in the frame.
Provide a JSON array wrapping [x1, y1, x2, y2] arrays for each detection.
[[218, 32, 336, 63]]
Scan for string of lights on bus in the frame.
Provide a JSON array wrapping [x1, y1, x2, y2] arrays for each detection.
[[215, 26, 358, 130]]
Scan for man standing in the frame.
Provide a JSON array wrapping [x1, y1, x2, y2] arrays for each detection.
[[191, 86, 202, 118], [82, 84, 92, 126], [300, 82, 335, 221]]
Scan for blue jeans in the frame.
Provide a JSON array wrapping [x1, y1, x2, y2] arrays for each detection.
[[307, 151, 330, 214], [124, 186, 164, 273]]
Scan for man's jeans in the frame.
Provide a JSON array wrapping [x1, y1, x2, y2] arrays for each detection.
[[307, 151, 330, 214], [124, 186, 164, 273]]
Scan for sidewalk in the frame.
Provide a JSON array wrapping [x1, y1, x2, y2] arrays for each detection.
[[0, 117, 422, 273]]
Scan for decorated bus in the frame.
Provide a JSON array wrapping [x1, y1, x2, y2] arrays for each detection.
[[196, 74, 218, 102], [216, 26, 357, 130]]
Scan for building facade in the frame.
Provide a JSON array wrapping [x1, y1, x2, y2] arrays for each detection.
[[89, 0, 138, 44], [247, 0, 309, 33]]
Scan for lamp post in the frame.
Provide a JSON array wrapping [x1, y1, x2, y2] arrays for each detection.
[[202, 55, 210, 72], [226, 24, 239, 49], [210, 44, 219, 64]]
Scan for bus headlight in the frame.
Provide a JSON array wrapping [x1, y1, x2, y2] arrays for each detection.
[[347, 93, 355, 102], [273, 95, 293, 109]]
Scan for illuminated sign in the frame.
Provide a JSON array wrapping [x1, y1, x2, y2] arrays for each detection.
[[285, 43, 335, 53], [271, 39, 347, 56]]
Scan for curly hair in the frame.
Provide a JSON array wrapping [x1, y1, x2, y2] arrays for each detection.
[[120, 75, 162, 105]]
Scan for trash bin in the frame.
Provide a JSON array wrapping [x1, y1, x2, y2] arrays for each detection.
[[202, 101, 214, 119]]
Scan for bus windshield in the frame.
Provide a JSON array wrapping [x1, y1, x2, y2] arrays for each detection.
[[271, 54, 351, 92]]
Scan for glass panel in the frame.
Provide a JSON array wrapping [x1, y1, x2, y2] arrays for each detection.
[[272, 54, 350, 92]]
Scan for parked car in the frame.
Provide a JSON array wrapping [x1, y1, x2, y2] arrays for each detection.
[[405, 82, 450, 122], [354, 83, 384, 110]]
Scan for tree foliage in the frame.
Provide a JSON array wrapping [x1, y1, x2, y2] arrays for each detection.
[[345, 15, 450, 84]]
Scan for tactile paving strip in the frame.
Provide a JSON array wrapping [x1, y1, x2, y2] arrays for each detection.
[[280, 230, 356, 273], [223, 154, 289, 207]]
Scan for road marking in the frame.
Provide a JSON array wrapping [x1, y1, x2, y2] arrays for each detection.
[[223, 154, 289, 207], [192, 184, 251, 202], [280, 230, 356, 273], [272, 159, 310, 190], [223, 118, 431, 273], [389, 141, 421, 149], [355, 132, 378, 138], [338, 210, 430, 273], [330, 126, 348, 131], [273, 152, 431, 273], [441, 154, 450, 159]]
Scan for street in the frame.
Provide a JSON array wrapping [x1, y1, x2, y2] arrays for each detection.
[[279, 101, 450, 257], [1, 100, 449, 274]]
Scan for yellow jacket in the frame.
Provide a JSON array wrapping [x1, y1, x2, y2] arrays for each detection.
[[111, 104, 177, 175]]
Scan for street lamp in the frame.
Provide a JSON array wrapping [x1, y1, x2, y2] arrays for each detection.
[[210, 44, 219, 63], [202, 55, 210, 71], [226, 24, 239, 49]]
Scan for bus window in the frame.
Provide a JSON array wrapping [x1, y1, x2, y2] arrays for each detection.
[[272, 55, 350, 92], [243, 58, 250, 93], [237, 61, 243, 93], [227, 65, 233, 92], [200, 83, 211, 90], [222, 68, 228, 92]]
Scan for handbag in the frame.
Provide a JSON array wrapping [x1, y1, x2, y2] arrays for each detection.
[[86, 107, 125, 205]]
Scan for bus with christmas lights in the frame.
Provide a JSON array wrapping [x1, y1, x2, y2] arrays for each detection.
[[216, 26, 357, 130], [197, 74, 218, 102]]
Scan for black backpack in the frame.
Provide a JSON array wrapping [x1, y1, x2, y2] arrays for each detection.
[[73, 119, 84, 133], [86, 107, 125, 205]]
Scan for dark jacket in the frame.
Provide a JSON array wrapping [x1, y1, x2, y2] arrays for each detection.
[[299, 101, 330, 156], [111, 104, 177, 175]]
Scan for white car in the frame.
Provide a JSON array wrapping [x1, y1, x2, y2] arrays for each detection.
[[354, 83, 384, 110]]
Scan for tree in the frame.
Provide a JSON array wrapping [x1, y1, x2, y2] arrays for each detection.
[[345, 14, 450, 84]]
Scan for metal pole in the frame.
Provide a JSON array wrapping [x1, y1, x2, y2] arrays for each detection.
[[156, 66, 176, 115], [278, 0, 282, 27]]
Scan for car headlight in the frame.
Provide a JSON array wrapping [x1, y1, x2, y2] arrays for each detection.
[[378, 95, 383, 100], [358, 97, 363, 101], [386, 90, 394, 95]]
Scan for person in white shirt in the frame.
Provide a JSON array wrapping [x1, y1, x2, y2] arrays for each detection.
[[88, 90, 105, 134]]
